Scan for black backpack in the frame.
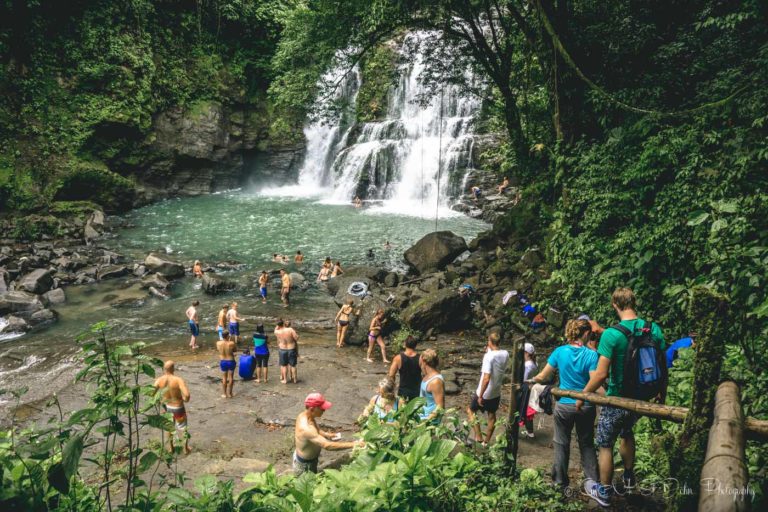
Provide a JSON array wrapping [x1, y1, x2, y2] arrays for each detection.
[[611, 320, 668, 401]]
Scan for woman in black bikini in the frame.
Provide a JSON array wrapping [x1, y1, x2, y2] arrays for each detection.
[[366, 309, 389, 363], [334, 299, 355, 348]]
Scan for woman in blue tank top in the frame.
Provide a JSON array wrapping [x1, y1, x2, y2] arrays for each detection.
[[419, 349, 445, 423], [358, 378, 404, 424]]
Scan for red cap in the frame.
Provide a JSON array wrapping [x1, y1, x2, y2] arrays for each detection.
[[305, 393, 332, 410]]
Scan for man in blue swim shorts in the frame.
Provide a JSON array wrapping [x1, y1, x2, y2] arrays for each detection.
[[258, 271, 269, 304], [226, 301, 244, 344], [216, 332, 236, 398], [185, 300, 200, 350]]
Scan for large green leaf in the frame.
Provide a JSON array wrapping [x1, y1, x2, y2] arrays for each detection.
[[686, 211, 709, 226], [62, 434, 84, 480]]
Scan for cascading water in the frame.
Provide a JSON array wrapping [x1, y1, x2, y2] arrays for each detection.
[[273, 32, 482, 218]]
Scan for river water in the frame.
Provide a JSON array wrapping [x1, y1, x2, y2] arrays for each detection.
[[0, 190, 487, 411]]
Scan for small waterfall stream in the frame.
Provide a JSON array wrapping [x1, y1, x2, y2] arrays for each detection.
[[273, 32, 482, 218]]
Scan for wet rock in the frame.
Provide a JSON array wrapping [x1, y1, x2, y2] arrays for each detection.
[[141, 272, 170, 290], [342, 266, 388, 283], [201, 273, 235, 295], [404, 231, 468, 275], [98, 265, 131, 280], [43, 288, 66, 305], [0, 269, 8, 293], [0, 315, 28, 333], [84, 210, 105, 242], [149, 287, 170, 300], [144, 253, 185, 279], [289, 272, 306, 288], [29, 308, 57, 326], [383, 272, 399, 288], [417, 274, 445, 295], [401, 288, 472, 333], [101, 250, 122, 265], [133, 264, 148, 277], [520, 248, 543, 269], [17, 268, 54, 295], [0, 291, 45, 315], [326, 275, 373, 298]]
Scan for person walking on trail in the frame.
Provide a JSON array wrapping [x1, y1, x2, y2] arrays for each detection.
[[293, 393, 363, 475], [275, 318, 299, 384], [280, 269, 292, 307], [216, 332, 236, 398], [226, 301, 244, 344], [154, 360, 191, 454], [216, 303, 228, 341], [666, 331, 696, 368], [253, 324, 270, 383], [334, 299, 356, 348], [467, 331, 509, 448], [258, 271, 269, 304], [387, 335, 421, 401], [366, 309, 390, 363], [518, 343, 538, 437], [529, 319, 601, 504], [418, 349, 445, 423], [186, 300, 200, 350], [576, 287, 666, 505], [358, 378, 404, 424]]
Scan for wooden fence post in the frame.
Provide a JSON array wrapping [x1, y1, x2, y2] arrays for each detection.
[[698, 381, 750, 512], [504, 336, 524, 476]]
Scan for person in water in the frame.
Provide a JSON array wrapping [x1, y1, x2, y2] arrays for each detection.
[[280, 269, 292, 307], [384, 240, 392, 251], [367, 248, 375, 260], [293, 393, 362, 476], [216, 303, 228, 341], [275, 318, 299, 384], [185, 300, 200, 350], [334, 299, 356, 348], [366, 309, 389, 363], [387, 335, 421, 401], [154, 360, 191, 454], [358, 378, 404, 424], [331, 261, 343, 278], [253, 324, 270, 383], [258, 271, 269, 304], [226, 301, 244, 344], [295, 251, 304, 264], [192, 260, 204, 278], [216, 332, 236, 398], [353, 196, 362, 208], [317, 265, 331, 282], [419, 349, 445, 423]]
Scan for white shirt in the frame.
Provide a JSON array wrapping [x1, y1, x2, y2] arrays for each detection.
[[476, 349, 509, 400], [524, 360, 538, 381]]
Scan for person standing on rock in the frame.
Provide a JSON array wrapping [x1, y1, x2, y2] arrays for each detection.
[[226, 301, 244, 344], [216, 303, 228, 341], [275, 318, 299, 384], [154, 360, 191, 454], [467, 331, 509, 447], [253, 324, 270, 383], [317, 265, 331, 283], [216, 332, 236, 398], [258, 271, 269, 304], [280, 269, 292, 308], [387, 335, 421, 401], [366, 309, 389, 363], [419, 349, 445, 423], [334, 299, 356, 348], [293, 392, 363, 475], [186, 300, 200, 350], [193, 260, 204, 278]]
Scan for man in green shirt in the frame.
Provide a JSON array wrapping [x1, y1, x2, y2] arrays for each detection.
[[576, 287, 665, 504]]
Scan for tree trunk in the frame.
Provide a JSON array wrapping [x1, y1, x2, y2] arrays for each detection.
[[504, 336, 525, 476], [500, 88, 528, 171]]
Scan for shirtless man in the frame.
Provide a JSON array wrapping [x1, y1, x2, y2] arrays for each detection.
[[186, 300, 200, 350], [293, 393, 362, 475], [154, 361, 191, 454], [275, 318, 299, 383], [497, 176, 510, 195], [216, 303, 228, 341], [295, 251, 304, 264], [226, 301, 244, 344], [258, 271, 269, 304], [216, 332, 236, 398], [280, 269, 292, 308]]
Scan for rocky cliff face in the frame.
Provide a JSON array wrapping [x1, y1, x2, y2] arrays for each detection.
[[128, 101, 304, 205]]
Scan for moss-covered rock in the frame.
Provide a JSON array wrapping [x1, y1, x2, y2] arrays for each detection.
[[53, 160, 136, 212]]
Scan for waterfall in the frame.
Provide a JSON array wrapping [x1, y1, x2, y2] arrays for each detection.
[[274, 32, 481, 218]]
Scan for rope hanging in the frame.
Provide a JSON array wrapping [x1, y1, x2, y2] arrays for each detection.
[[534, 0, 749, 117], [420, 107, 425, 219], [435, 87, 444, 232]]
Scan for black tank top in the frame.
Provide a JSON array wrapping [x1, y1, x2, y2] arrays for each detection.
[[398, 352, 421, 397]]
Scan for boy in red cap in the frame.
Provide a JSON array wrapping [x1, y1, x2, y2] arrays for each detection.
[[293, 392, 363, 475]]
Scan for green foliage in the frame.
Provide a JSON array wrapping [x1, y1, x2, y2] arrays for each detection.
[[54, 160, 136, 212], [357, 42, 398, 122]]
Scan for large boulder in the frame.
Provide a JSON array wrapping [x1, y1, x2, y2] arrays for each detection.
[[342, 266, 388, 283], [141, 273, 170, 290], [0, 291, 46, 316], [326, 275, 373, 298], [201, 273, 235, 295], [29, 308, 57, 326], [144, 253, 185, 279], [401, 288, 472, 333], [0, 315, 28, 333], [43, 288, 66, 305], [16, 268, 54, 295], [404, 231, 468, 275], [343, 295, 391, 346]]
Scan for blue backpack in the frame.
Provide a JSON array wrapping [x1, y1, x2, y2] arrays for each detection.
[[612, 320, 668, 401]]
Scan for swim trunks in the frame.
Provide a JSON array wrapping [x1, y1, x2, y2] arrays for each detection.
[[255, 353, 269, 367], [260, 287, 267, 298], [164, 404, 188, 430], [338, 320, 349, 327], [228, 322, 240, 336], [293, 451, 318, 475], [220, 359, 236, 372], [189, 321, 199, 336], [278, 348, 298, 367]]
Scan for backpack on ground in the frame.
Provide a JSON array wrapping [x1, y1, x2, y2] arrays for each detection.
[[611, 320, 668, 401]]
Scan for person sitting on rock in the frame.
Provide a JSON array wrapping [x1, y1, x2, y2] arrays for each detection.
[[192, 260, 204, 278], [471, 185, 482, 202], [497, 176, 510, 194]]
